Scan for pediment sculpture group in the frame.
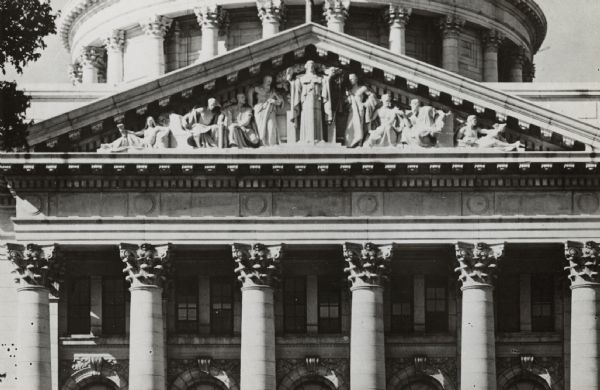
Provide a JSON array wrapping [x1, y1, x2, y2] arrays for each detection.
[[99, 61, 523, 152]]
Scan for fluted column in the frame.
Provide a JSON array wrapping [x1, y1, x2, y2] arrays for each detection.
[[121, 243, 172, 390], [232, 243, 283, 390], [104, 30, 125, 85], [565, 241, 600, 390], [195, 3, 226, 61], [139, 15, 172, 77], [482, 29, 502, 82], [385, 5, 411, 55], [79, 47, 103, 84], [344, 242, 394, 390], [323, 0, 350, 33], [455, 242, 504, 390], [257, 0, 285, 38], [509, 47, 526, 82], [4, 243, 63, 390], [439, 15, 465, 73]]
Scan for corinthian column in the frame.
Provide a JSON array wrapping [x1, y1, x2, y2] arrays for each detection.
[[344, 242, 394, 390], [455, 242, 504, 390], [439, 15, 465, 73], [257, 0, 285, 38], [565, 241, 600, 390], [79, 47, 103, 84], [139, 15, 172, 77], [232, 243, 283, 390], [195, 3, 227, 61], [323, 0, 350, 33], [104, 30, 125, 85], [4, 243, 63, 390], [482, 29, 503, 82], [121, 243, 172, 390], [385, 5, 411, 55], [509, 47, 526, 82]]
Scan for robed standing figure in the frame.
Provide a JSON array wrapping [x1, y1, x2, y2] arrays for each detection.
[[248, 75, 282, 146], [344, 73, 378, 147]]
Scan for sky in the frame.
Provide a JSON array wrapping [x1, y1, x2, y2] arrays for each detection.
[[3, 0, 600, 84]]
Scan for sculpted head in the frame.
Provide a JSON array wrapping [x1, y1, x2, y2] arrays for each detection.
[[146, 116, 157, 128], [467, 115, 478, 127], [207, 98, 219, 111], [262, 75, 273, 87], [349, 73, 358, 86], [305, 60, 316, 73], [410, 98, 420, 112], [381, 93, 392, 107], [236, 92, 246, 105]]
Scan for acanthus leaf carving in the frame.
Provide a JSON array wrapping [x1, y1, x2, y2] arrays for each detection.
[[120, 243, 172, 287], [455, 242, 504, 286], [343, 242, 394, 287], [565, 240, 600, 285], [4, 243, 64, 294], [232, 243, 283, 287]]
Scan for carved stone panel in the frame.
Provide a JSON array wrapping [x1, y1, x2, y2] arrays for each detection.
[[495, 191, 572, 215], [574, 192, 600, 214], [462, 192, 494, 216], [191, 193, 240, 217], [128, 193, 159, 216], [383, 192, 462, 216], [273, 192, 351, 217], [240, 193, 272, 217], [352, 192, 383, 216]]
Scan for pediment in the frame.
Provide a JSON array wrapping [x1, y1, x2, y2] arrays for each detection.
[[27, 23, 600, 153]]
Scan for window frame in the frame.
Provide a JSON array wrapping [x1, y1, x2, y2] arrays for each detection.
[[175, 276, 199, 333], [390, 274, 414, 334], [424, 274, 448, 333], [210, 277, 235, 335], [283, 276, 307, 334], [67, 276, 91, 335], [530, 274, 555, 332], [101, 276, 127, 335], [317, 276, 342, 334]]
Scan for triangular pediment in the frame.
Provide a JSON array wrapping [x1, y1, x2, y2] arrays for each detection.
[[27, 23, 600, 153]]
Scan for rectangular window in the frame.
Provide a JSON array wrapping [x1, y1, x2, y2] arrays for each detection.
[[390, 275, 413, 333], [318, 277, 341, 333], [496, 274, 521, 332], [284, 277, 307, 333], [68, 277, 91, 335], [425, 275, 448, 332], [176, 277, 198, 333], [102, 277, 126, 335], [210, 277, 234, 335], [531, 274, 554, 332]]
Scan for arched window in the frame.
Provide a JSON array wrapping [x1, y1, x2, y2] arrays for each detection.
[[188, 384, 225, 390], [398, 379, 443, 390], [294, 382, 332, 390], [504, 379, 548, 390], [81, 383, 116, 390]]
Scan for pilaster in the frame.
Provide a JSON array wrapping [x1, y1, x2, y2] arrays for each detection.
[[455, 241, 504, 390], [103, 30, 125, 85], [195, 3, 228, 61], [344, 242, 394, 390], [439, 15, 465, 74], [120, 242, 172, 390], [78, 46, 103, 84], [385, 5, 411, 55], [139, 15, 173, 77], [323, 0, 350, 33], [232, 243, 283, 390], [482, 29, 503, 82], [564, 240, 600, 390], [257, 0, 285, 38]]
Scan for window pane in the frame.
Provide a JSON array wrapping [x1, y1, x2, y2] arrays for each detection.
[[68, 277, 91, 335], [531, 274, 554, 332], [211, 277, 234, 335], [285, 277, 307, 333], [425, 275, 447, 332], [176, 277, 198, 333], [102, 277, 126, 335], [318, 277, 341, 333], [496, 274, 520, 332], [390, 275, 413, 333]]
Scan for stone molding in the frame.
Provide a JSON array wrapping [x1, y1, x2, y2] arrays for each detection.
[[277, 358, 348, 390], [257, 0, 286, 23], [120, 242, 172, 287], [139, 15, 173, 38], [343, 242, 394, 287], [564, 240, 600, 286], [385, 5, 411, 27], [60, 357, 128, 390], [455, 241, 504, 286], [167, 358, 240, 390], [439, 15, 465, 38], [322, 0, 350, 23], [232, 243, 283, 287], [194, 2, 228, 29], [103, 30, 125, 52], [496, 356, 563, 390], [2, 243, 63, 294], [386, 357, 457, 390]]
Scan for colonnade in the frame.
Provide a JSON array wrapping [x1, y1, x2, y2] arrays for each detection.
[[71, 0, 529, 85], [7, 240, 596, 390]]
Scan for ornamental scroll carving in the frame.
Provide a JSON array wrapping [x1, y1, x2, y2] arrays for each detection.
[[3, 243, 63, 294], [565, 240, 600, 285], [343, 242, 395, 287], [232, 243, 283, 287], [455, 242, 504, 286], [120, 243, 172, 287]]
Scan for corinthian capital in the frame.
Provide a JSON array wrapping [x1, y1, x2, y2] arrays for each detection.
[[257, 0, 285, 23], [565, 241, 600, 285], [232, 243, 283, 287], [323, 0, 350, 23], [385, 5, 411, 27], [195, 2, 227, 28], [439, 14, 465, 38], [78, 46, 104, 68], [139, 15, 173, 38], [3, 243, 64, 294], [120, 243, 172, 288], [104, 30, 125, 52], [68, 62, 82, 84], [343, 242, 394, 287], [482, 29, 504, 51], [455, 242, 504, 287]]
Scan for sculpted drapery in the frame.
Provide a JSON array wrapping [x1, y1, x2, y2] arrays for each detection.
[[344, 73, 378, 147], [248, 75, 283, 146]]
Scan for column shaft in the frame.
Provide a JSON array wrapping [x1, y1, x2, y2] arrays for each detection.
[[327, 19, 345, 33], [389, 22, 406, 54], [570, 284, 600, 389], [460, 285, 496, 390], [442, 33, 460, 73], [350, 285, 385, 390], [509, 62, 523, 83], [16, 286, 51, 390], [106, 49, 124, 84], [483, 45, 499, 82], [262, 19, 280, 38], [129, 285, 165, 390], [201, 25, 219, 60], [145, 36, 166, 77], [81, 64, 99, 84], [240, 286, 276, 390]]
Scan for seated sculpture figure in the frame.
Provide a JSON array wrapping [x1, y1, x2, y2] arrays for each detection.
[[457, 115, 523, 151], [99, 123, 145, 152], [224, 93, 260, 148], [364, 94, 409, 147], [138, 116, 170, 148], [402, 98, 450, 148], [182, 98, 227, 148]]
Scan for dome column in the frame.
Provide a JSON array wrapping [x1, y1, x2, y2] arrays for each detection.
[[139, 15, 172, 78], [323, 0, 350, 33], [4, 243, 63, 390], [257, 0, 285, 38], [195, 4, 227, 62], [121, 243, 172, 390], [482, 29, 502, 82], [439, 15, 465, 74], [509, 47, 526, 82], [79, 47, 103, 84], [455, 242, 504, 390], [565, 241, 600, 390], [232, 243, 284, 390], [385, 5, 411, 55], [103, 30, 125, 85], [344, 242, 394, 390]]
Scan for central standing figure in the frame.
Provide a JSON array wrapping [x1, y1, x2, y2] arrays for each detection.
[[248, 75, 283, 146]]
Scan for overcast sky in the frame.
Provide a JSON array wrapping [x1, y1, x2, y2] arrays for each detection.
[[3, 0, 600, 84]]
